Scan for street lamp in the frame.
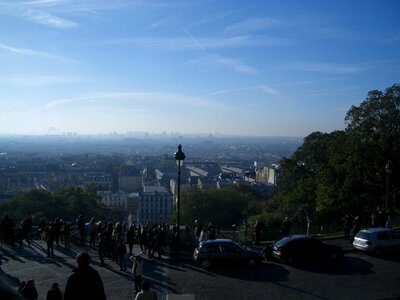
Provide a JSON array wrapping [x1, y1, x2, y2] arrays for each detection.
[[174, 144, 185, 253], [385, 160, 391, 212]]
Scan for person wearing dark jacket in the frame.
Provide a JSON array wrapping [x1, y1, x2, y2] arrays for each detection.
[[64, 252, 106, 300], [21, 280, 38, 300], [46, 282, 62, 300]]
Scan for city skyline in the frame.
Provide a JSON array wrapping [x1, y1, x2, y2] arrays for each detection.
[[0, 0, 399, 137]]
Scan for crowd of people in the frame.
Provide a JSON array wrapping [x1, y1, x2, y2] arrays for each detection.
[[343, 210, 394, 241], [1, 214, 179, 299]]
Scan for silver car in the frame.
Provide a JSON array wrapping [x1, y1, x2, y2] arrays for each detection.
[[353, 227, 400, 256]]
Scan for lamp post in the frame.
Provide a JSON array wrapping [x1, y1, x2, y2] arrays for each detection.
[[174, 144, 185, 253], [385, 160, 391, 212]]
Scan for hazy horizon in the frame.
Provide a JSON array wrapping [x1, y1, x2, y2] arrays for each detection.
[[1, 0, 399, 136]]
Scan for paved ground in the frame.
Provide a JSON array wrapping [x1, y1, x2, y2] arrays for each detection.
[[0, 238, 196, 299], [0, 237, 355, 299]]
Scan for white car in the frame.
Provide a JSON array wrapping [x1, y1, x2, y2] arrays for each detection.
[[353, 227, 400, 256]]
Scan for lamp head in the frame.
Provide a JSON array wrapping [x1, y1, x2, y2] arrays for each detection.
[[174, 144, 186, 161]]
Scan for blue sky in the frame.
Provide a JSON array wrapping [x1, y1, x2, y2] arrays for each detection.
[[0, 0, 399, 137]]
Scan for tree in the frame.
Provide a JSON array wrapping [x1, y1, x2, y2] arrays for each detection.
[[276, 84, 400, 226], [345, 84, 400, 213], [179, 185, 264, 228], [0, 184, 104, 223]]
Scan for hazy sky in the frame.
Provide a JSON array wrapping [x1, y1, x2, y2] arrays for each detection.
[[0, 0, 399, 136]]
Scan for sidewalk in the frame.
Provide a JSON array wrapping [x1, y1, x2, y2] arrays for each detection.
[[0, 239, 194, 300], [0, 237, 355, 299]]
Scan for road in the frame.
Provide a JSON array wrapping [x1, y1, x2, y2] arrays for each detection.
[[1, 240, 400, 300], [170, 253, 400, 300]]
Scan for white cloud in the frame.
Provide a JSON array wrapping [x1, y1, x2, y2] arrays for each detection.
[[24, 9, 78, 28], [259, 85, 282, 98], [0, 74, 82, 86], [0, 2, 78, 28], [102, 35, 290, 51], [42, 91, 229, 111], [212, 55, 257, 74], [43, 98, 78, 109], [0, 43, 78, 63], [204, 84, 288, 101], [286, 62, 365, 74], [187, 55, 257, 74], [203, 86, 257, 97]]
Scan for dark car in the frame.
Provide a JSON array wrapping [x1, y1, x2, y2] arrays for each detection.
[[272, 235, 344, 264], [193, 238, 263, 269]]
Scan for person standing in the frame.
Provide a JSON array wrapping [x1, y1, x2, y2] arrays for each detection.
[[130, 254, 143, 294], [0, 215, 15, 245], [76, 215, 85, 245], [21, 279, 38, 300], [134, 281, 157, 300], [44, 224, 55, 258], [199, 227, 209, 243], [139, 225, 147, 253], [352, 216, 361, 241], [98, 233, 106, 267], [116, 238, 127, 271], [46, 282, 62, 300], [253, 220, 263, 245], [61, 222, 71, 249], [64, 252, 106, 300], [53, 218, 61, 246], [194, 220, 202, 244], [38, 218, 47, 240], [88, 217, 97, 247], [343, 215, 352, 239], [126, 225, 136, 255]]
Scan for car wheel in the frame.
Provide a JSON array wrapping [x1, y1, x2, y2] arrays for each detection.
[[373, 246, 384, 257], [201, 259, 210, 269]]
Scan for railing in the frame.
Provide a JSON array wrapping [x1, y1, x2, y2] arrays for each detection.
[[216, 223, 344, 245]]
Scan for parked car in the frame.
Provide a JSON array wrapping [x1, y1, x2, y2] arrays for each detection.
[[353, 227, 400, 256], [272, 235, 344, 264], [193, 239, 263, 269]]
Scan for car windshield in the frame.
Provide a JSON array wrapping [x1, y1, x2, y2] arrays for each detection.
[[356, 232, 371, 240], [274, 237, 295, 247]]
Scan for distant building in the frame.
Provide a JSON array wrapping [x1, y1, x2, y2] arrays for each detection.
[[98, 191, 140, 215], [99, 185, 174, 225], [119, 175, 143, 192], [155, 167, 177, 186], [244, 170, 256, 183], [98, 191, 129, 210], [84, 174, 113, 190], [220, 166, 244, 178], [118, 166, 143, 193], [186, 165, 208, 177], [137, 191, 173, 225], [143, 185, 168, 193], [256, 165, 280, 187]]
